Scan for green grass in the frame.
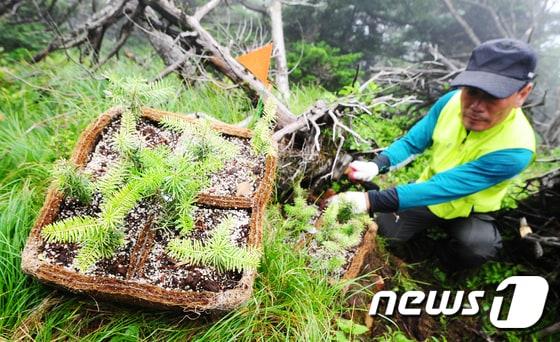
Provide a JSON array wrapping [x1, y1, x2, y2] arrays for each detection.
[[4, 48, 557, 341], [0, 52, 361, 340]]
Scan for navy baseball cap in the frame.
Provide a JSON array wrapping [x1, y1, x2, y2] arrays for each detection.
[[451, 38, 537, 98]]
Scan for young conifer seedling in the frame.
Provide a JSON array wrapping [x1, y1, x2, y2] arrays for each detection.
[[282, 188, 373, 275], [52, 159, 94, 204], [251, 97, 278, 156], [167, 216, 262, 273], [283, 183, 319, 233]]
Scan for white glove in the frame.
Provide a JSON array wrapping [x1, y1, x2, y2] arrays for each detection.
[[347, 160, 379, 182], [327, 191, 370, 214]]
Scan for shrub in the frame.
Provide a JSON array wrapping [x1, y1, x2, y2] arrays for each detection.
[[288, 41, 363, 91]]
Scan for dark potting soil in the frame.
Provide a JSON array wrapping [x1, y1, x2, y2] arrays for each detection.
[[205, 136, 266, 197], [137, 206, 250, 292], [305, 213, 368, 278], [40, 193, 102, 268], [40, 195, 161, 279]]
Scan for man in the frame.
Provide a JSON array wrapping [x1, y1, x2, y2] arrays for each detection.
[[329, 38, 537, 271]]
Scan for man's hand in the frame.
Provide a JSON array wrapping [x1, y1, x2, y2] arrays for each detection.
[[327, 191, 370, 214], [346, 161, 379, 182]]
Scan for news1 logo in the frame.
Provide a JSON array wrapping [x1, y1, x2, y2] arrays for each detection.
[[369, 276, 549, 328]]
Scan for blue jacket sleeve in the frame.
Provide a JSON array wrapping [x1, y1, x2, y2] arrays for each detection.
[[395, 148, 534, 210], [376, 90, 457, 171]]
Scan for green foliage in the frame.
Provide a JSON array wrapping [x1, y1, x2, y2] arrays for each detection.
[[113, 109, 141, 159], [374, 327, 415, 342], [288, 41, 363, 91], [465, 262, 524, 290], [40, 76, 178, 270], [336, 201, 354, 224], [336, 318, 369, 337], [42, 165, 162, 271], [283, 183, 319, 233], [41, 213, 127, 272], [288, 84, 336, 114], [0, 20, 50, 54], [74, 227, 125, 271], [196, 206, 354, 341], [317, 201, 372, 252], [161, 116, 238, 167], [100, 178, 154, 229], [391, 267, 425, 292], [51, 159, 94, 204], [251, 97, 278, 156], [0, 53, 365, 340], [167, 216, 262, 273], [41, 216, 100, 243], [104, 75, 174, 113], [282, 187, 371, 275], [41, 70, 244, 270], [350, 108, 414, 151], [96, 160, 131, 198], [157, 117, 238, 235]]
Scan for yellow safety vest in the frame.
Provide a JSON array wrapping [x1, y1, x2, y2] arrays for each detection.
[[417, 91, 536, 219]]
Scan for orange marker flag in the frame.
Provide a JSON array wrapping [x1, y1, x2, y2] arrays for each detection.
[[236, 43, 273, 87]]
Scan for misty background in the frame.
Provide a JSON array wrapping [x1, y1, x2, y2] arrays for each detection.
[[1, 0, 559, 144]]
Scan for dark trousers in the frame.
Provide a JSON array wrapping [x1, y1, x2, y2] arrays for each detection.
[[376, 207, 503, 271]]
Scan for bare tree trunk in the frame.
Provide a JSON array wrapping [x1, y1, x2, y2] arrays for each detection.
[[31, 0, 130, 63], [268, 0, 290, 100], [0, 0, 24, 18], [148, 0, 298, 128], [460, 0, 510, 38], [441, 0, 480, 46]]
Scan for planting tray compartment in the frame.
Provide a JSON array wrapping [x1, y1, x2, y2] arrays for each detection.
[[298, 214, 378, 280], [21, 107, 276, 311], [340, 222, 378, 281]]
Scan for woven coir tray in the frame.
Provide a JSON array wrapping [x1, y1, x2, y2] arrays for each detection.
[[296, 215, 378, 280], [21, 107, 276, 311], [340, 222, 378, 281]]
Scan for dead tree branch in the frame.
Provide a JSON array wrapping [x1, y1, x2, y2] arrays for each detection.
[[92, 19, 136, 71], [148, 0, 297, 127], [441, 0, 481, 46], [538, 321, 560, 337], [194, 0, 222, 21], [31, 0, 130, 63], [268, 0, 290, 100], [458, 0, 510, 38]]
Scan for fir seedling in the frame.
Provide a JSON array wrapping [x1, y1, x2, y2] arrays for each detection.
[[167, 216, 262, 273], [251, 97, 277, 156], [284, 195, 374, 276], [175, 195, 197, 235], [41, 216, 100, 243], [161, 117, 238, 172], [283, 183, 318, 233], [96, 159, 130, 198], [41, 215, 126, 272], [113, 109, 141, 159], [327, 255, 347, 273], [43, 167, 164, 271], [178, 120, 237, 165], [43, 74, 178, 271], [104, 74, 175, 113], [105, 75, 174, 161], [74, 227, 125, 271], [52, 159, 94, 204], [336, 201, 354, 224]]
